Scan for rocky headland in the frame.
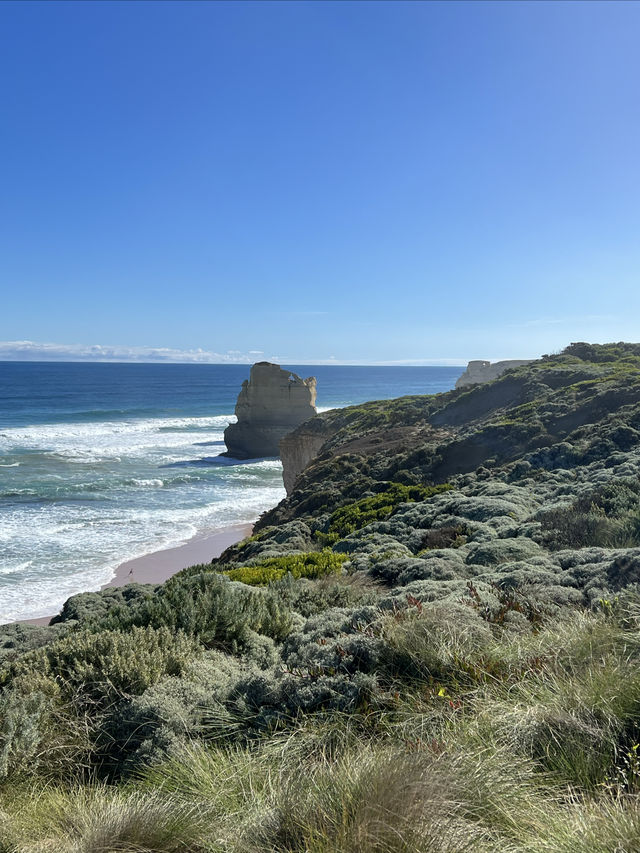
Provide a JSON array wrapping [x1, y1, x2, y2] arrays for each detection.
[[455, 358, 533, 388], [223, 361, 317, 459], [3, 342, 640, 850]]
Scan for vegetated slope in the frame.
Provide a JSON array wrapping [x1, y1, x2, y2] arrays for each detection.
[[3, 342, 640, 852]]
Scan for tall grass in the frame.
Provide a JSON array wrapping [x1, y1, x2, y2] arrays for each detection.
[[3, 603, 640, 851], [0, 785, 216, 852]]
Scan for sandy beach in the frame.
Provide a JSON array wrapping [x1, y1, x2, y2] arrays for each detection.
[[19, 522, 253, 627]]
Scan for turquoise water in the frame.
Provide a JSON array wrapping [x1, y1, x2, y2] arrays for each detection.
[[0, 362, 462, 621]]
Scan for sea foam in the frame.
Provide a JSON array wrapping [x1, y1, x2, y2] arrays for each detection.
[[0, 412, 284, 623]]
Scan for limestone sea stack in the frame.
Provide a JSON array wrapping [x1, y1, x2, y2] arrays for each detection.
[[223, 362, 317, 459], [455, 359, 533, 389]]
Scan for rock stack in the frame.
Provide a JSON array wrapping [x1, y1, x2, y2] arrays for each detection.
[[223, 362, 317, 459]]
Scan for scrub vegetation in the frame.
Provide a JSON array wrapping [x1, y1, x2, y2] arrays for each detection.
[[3, 342, 640, 851]]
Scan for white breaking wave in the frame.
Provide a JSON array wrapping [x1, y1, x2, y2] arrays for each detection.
[[0, 415, 237, 463], [0, 412, 286, 623]]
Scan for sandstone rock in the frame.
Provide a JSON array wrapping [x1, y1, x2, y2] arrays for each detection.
[[455, 359, 533, 389], [280, 418, 333, 494], [223, 362, 317, 459]]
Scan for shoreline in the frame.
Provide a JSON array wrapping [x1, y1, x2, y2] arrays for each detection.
[[17, 521, 253, 628]]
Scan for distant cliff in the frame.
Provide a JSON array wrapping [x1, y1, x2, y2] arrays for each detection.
[[455, 359, 533, 388], [223, 362, 317, 459]]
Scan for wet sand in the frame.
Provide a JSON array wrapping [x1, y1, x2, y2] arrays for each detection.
[[18, 522, 253, 627]]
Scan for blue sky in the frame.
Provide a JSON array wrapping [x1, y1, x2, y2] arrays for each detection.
[[1, 0, 638, 364]]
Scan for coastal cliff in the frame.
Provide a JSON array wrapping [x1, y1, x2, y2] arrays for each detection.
[[5, 342, 640, 849], [455, 358, 533, 388], [223, 362, 317, 458], [279, 418, 333, 494]]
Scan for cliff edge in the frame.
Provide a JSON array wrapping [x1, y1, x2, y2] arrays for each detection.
[[280, 417, 333, 494], [223, 362, 317, 459], [455, 358, 533, 388]]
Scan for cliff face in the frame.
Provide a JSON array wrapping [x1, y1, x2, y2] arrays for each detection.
[[455, 359, 533, 388], [223, 362, 317, 459], [280, 418, 334, 494]]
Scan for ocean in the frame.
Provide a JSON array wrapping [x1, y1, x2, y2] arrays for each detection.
[[0, 362, 463, 622]]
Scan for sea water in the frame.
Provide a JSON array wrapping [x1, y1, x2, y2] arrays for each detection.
[[0, 362, 463, 622]]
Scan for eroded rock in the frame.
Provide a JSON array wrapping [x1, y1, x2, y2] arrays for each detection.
[[455, 359, 533, 388], [223, 362, 317, 459]]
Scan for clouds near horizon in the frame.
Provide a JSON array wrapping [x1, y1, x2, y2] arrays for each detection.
[[0, 340, 263, 364], [0, 340, 469, 366]]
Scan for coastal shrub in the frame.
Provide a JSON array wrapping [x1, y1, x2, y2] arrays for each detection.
[[107, 650, 263, 770], [380, 602, 494, 687], [538, 500, 618, 549], [465, 538, 546, 567], [227, 669, 378, 725], [366, 556, 432, 585], [223, 521, 315, 564], [185, 610, 386, 730], [0, 689, 49, 780], [419, 524, 469, 551], [334, 531, 413, 560], [278, 606, 383, 681], [0, 622, 64, 667], [0, 673, 93, 783], [271, 571, 380, 618], [537, 479, 640, 550], [100, 571, 294, 647], [2, 626, 200, 702], [326, 482, 453, 539], [50, 583, 157, 627], [434, 493, 532, 524], [222, 550, 347, 586], [284, 630, 385, 678]]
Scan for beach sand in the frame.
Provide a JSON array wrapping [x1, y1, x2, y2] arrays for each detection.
[[104, 523, 253, 588], [19, 522, 253, 627]]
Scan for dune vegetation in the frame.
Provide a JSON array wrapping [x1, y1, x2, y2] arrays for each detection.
[[3, 342, 640, 851]]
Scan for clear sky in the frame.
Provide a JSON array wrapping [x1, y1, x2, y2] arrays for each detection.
[[1, 0, 638, 364]]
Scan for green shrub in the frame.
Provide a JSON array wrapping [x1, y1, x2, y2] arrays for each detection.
[[100, 571, 294, 647], [223, 550, 347, 586], [107, 651, 262, 771], [327, 482, 453, 539], [272, 571, 380, 617], [0, 673, 93, 783], [537, 479, 640, 550], [2, 626, 200, 702]]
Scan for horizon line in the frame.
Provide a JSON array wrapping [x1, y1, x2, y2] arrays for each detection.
[[0, 357, 470, 367]]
